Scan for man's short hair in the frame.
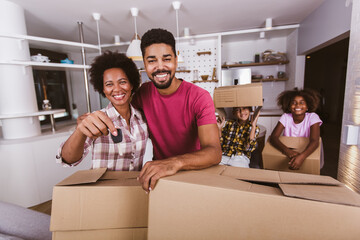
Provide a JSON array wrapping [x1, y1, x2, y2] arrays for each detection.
[[140, 28, 177, 57]]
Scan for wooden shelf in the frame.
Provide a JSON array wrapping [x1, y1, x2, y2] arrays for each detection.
[[192, 79, 219, 83], [222, 60, 289, 68], [251, 78, 288, 82], [197, 51, 212, 56], [176, 70, 191, 73]]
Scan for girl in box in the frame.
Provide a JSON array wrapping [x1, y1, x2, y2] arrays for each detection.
[[270, 88, 322, 170], [217, 106, 260, 168]]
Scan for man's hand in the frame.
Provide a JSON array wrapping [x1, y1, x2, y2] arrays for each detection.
[[138, 159, 182, 192], [76, 111, 117, 139]]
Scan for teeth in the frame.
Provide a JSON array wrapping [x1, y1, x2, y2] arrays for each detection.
[[113, 94, 125, 99], [156, 73, 167, 78]]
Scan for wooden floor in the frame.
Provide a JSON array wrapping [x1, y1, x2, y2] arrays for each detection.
[[28, 200, 52, 215]]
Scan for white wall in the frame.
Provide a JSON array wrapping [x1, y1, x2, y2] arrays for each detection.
[[67, 52, 101, 116], [0, 127, 92, 207], [298, 0, 352, 55], [338, 0, 360, 193]]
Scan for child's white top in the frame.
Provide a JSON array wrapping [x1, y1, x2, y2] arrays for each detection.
[[279, 112, 322, 137]]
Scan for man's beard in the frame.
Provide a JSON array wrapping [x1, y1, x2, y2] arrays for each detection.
[[150, 70, 174, 89]]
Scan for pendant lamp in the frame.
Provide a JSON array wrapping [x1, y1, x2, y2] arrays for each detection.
[[172, 1, 184, 63], [126, 8, 142, 61]]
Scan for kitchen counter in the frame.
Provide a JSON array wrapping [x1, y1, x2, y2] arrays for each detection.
[[259, 108, 283, 116]]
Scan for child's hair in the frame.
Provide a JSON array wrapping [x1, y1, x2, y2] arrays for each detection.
[[277, 88, 320, 113]]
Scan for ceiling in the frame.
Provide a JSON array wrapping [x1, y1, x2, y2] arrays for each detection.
[[9, 0, 326, 45]]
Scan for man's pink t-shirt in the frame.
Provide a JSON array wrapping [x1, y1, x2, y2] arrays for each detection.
[[279, 112, 322, 137], [132, 80, 216, 160]]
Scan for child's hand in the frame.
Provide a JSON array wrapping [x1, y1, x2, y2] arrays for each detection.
[[283, 148, 299, 159], [251, 112, 260, 127], [289, 154, 306, 170], [217, 116, 225, 130]]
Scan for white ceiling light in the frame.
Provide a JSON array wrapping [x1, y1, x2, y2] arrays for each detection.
[[92, 12, 102, 54], [265, 18, 272, 30], [172, 1, 184, 63], [184, 27, 190, 38], [126, 7, 142, 61], [114, 35, 120, 45]]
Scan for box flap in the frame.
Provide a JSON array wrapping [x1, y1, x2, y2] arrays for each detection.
[[101, 171, 139, 180], [194, 165, 227, 175], [278, 171, 340, 185], [279, 184, 360, 207], [221, 166, 341, 185], [221, 166, 281, 183], [162, 170, 252, 192], [56, 168, 107, 186]]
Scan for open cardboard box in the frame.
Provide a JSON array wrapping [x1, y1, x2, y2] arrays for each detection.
[[148, 165, 360, 240], [213, 83, 263, 108], [262, 136, 321, 175], [50, 168, 148, 240]]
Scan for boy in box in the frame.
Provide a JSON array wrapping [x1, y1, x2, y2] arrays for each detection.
[[217, 107, 260, 168]]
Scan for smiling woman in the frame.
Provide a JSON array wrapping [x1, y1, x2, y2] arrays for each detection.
[[56, 51, 149, 171]]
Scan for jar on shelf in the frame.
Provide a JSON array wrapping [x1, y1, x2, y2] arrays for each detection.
[[42, 99, 52, 110], [193, 70, 199, 81]]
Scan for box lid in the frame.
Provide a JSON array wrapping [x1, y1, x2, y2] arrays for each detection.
[[279, 184, 360, 207], [56, 168, 140, 187], [56, 168, 107, 186], [221, 166, 340, 185], [162, 166, 360, 207]]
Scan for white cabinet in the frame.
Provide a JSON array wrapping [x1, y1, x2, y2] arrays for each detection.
[[257, 115, 281, 141], [0, 31, 98, 139]]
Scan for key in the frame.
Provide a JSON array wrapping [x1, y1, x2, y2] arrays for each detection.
[[110, 128, 122, 143]]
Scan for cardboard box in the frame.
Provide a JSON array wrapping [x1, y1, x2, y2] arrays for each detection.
[[262, 136, 321, 175], [52, 228, 147, 240], [213, 83, 263, 108], [51, 168, 148, 240], [148, 166, 360, 240]]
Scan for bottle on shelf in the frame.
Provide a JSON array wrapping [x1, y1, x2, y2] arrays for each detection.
[[42, 99, 52, 110]]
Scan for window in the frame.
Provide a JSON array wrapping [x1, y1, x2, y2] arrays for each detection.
[[30, 48, 72, 124]]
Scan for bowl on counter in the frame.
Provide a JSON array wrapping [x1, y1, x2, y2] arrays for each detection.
[[31, 54, 50, 63], [200, 75, 209, 81]]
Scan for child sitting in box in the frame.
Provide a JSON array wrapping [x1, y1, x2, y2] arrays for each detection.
[[217, 107, 260, 168], [270, 88, 323, 170]]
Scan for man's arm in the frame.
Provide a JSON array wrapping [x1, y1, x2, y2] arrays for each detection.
[[138, 123, 222, 192]]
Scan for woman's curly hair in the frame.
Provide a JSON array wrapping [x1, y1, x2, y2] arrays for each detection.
[[89, 51, 140, 97], [277, 88, 321, 113]]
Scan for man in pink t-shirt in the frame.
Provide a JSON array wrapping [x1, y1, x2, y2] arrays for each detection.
[[132, 28, 222, 192]]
